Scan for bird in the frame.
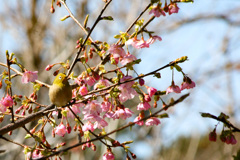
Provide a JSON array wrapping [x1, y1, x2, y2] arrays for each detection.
[[49, 73, 72, 107]]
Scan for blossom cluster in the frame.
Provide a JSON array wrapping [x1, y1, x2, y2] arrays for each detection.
[[209, 129, 237, 145], [149, 1, 180, 17]]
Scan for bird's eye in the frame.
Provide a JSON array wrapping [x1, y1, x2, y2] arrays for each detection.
[[59, 76, 62, 80]]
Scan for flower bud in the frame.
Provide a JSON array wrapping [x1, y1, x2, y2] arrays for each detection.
[[45, 64, 53, 71], [50, 5, 55, 13], [209, 129, 217, 142], [139, 78, 145, 86]]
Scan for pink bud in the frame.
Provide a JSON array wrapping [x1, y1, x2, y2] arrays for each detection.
[[45, 64, 53, 71], [209, 129, 217, 142], [139, 78, 145, 86]]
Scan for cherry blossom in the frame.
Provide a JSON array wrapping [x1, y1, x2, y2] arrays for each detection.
[[166, 82, 181, 94], [118, 76, 138, 103], [145, 117, 161, 126], [1, 94, 13, 107], [55, 123, 67, 137], [21, 71, 38, 83], [103, 151, 115, 160], [149, 5, 166, 17], [82, 121, 95, 132], [120, 53, 137, 65], [137, 102, 151, 111], [147, 86, 157, 97], [112, 107, 134, 120], [168, 3, 180, 15]]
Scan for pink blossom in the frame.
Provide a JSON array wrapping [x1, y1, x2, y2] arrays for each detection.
[[125, 36, 139, 48], [226, 134, 237, 145], [209, 129, 217, 142], [103, 151, 115, 160], [230, 135, 237, 144], [75, 76, 84, 86], [145, 117, 161, 126], [118, 76, 138, 103], [135, 37, 150, 49], [26, 150, 43, 159], [83, 113, 108, 129], [1, 95, 13, 107], [126, 36, 162, 49], [120, 53, 137, 65], [82, 100, 102, 116], [55, 123, 67, 137], [82, 121, 95, 132], [149, 6, 166, 17], [79, 86, 88, 96], [146, 36, 162, 45], [134, 116, 144, 126], [103, 110, 115, 119], [166, 82, 181, 94], [93, 116, 108, 129], [109, 44, 126, 58], [180, 77, 196, 90], [137, 102, 151, 111], [147, 87, 157, 97], [0, 101, 7, 113], [21, 71, 38, 83], [94, 79, 111, 90], [112, 108, 134, 120], [168, 3, 180, 15], [144, 94, 151, 102], [101, 101, 111, 112], [180, 81, 196, 90], [85, 76, 96, 86], [94, 120, 108, 129]]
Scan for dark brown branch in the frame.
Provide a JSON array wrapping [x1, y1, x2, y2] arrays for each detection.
[[0, 104, 55, 135]]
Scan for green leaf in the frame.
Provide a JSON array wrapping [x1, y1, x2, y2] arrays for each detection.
[[38, 119, 44, 124], [200, 112, 213, 118], [24, 134, 32, 139], [158, 113, 169, 118], [114, 34, 121, 39], [33, 83, 41, 91], [174, 64, 182, 72], [102, 16, 114, 21], [122, 141, 134, 145]]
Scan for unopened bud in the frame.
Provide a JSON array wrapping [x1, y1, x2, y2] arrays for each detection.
[[139, 78, 145, 86], [45, 64, 53, 71], [82, 144, 86, 150], [56, 1, 61, 7], [50, 5, 55, 13], [8, 131, 12, 135], [91, 143, 96, 151], [53, 70, 59, 76]]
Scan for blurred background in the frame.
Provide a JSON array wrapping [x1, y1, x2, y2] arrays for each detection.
[[0, 0, 240, 160]]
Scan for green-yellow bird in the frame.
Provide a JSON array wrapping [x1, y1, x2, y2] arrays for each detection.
[[49, 73, 72, 107]]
